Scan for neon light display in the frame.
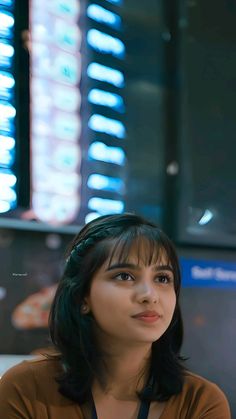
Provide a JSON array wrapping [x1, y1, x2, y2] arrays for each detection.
[[0, 0, 16, 213], [105, 0, 123, 5], [88, 88, 125, 112], [87, 174, 125, 193], [87, 62, 124, 87], [0, 1, 14, 6], [30, 0, 82, 225], [88, 141, 125, 165], [88, 197, 124, 214], [87, 29, 125, 58], [0, 10, 14, 37], [87, 4, 122, 30], [88, 114, 126, 138], [85, 0, 126, 221]]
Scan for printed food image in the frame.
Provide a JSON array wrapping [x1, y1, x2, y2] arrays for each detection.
[[11, 284, 58, 329]]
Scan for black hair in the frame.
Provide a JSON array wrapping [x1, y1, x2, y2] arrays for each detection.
[[48, 213, 188, 403]]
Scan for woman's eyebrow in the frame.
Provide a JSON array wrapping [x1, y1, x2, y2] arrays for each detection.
[[106, 263, 174, 272], [153, 265, 174, 273]]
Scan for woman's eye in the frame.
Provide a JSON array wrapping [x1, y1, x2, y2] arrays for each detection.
[[115, 272, 134, 281], [156, 275, 172, 284]]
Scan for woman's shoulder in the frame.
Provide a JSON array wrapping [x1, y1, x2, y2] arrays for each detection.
[[183, 370, 230, 401], [1, 355, 62, 383], [163, 370, 231, 419], [0, 355, 64, 401], [0, 355, 84, 418]]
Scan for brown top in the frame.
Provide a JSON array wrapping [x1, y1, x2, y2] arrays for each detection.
[[0, 356, 231, 419]]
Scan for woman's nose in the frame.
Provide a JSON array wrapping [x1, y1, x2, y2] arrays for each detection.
[[135, 281, 159, 304]]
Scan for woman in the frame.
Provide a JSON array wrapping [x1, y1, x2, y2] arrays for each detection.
[[0, 213, 231, 418]]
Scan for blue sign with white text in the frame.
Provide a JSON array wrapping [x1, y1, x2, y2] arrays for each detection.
[[180, 258, 236, 289]]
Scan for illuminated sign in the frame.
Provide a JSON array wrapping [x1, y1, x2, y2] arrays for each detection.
[[30, 0, 82, 225], [85, 0, 126, 223], [181, 258, 236, 289], [0, 0, 17, 213]]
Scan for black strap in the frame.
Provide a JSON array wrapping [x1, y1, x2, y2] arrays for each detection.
[[91, 394, 151, 419], [137, 399, 151, 419]]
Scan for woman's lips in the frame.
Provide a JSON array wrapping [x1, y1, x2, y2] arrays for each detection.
[[132, 311, 161, 323]]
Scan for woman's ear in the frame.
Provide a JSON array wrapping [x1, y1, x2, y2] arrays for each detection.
[[81, 303, 90, 314], [81, 297, 90, 314]]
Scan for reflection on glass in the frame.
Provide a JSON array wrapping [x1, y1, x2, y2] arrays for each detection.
[[198, 209, 213, 226]]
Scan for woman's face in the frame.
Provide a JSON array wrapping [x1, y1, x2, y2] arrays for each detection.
[[85, 240, 177, 348]]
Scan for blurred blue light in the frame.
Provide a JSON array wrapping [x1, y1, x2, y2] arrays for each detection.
[[87, 173, 124, 193], [87, 62, 124, 88], [0, 116, 15, 134], [88, 88, 125, 112], [0, 0, 14, 6], [0, 149, 15, 167], [50, 0, 80, 19], [0, 42, 14, 58], [0, 170, 17, 187], [0, 71, 15, 100], [199, 209, 213, 225], [87, 4, 122, 30], [105, 0, 123, 4], [0, 168, 17, 212], [88, 141, 125, 165], [0, 11, 14, 37], [0, 101, 16, 118], [85, 212, 101, 224], [88, 197, 124, 214], [87, 29, 125, 58], [88, 114, 125, 138], [0, 71, 15, 88], [0, 186, 16, 201], [0, 42, 14, 67], [0, 134, 16, 165], [0, 200, 11, 213], [0, 135, 15, 149]]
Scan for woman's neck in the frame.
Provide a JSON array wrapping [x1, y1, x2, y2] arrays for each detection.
[[93, 344, 152, 401]]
